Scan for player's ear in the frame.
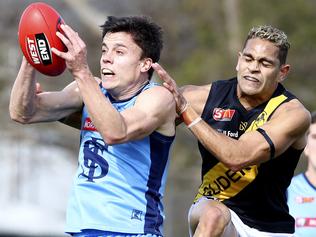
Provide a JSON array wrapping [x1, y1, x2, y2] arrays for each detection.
[[236, 52, 242, 71], [140, 58, 152, 72], [278, 64, 290, 83]]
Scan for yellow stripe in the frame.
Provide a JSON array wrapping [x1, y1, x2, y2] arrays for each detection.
[[246, 94, 287, 132], [194, 94, 288, 202]]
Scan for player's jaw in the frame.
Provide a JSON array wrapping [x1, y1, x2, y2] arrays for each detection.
[[237, 70, 263, 96]]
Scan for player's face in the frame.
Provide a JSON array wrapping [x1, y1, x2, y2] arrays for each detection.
[[236, 38, 289, 100], [305, 123, 316, 170], [100, 32, 148, 99]]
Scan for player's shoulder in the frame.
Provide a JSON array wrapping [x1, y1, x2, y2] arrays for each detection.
[[271, 98, 311, 142], [137, 83, 175, 107], [180, 84, 211, 101], [143, 83, 174, 99], [180, 84, 211, 94], [276, 98, 311, 123]]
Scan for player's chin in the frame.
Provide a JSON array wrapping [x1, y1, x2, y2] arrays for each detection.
[[101, 78, 116, 89], [240, 85, 262, 96]]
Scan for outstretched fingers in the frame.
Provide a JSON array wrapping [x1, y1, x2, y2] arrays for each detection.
[[152, 63, 178, 93], [152, 63, 188, 114], [51, 31, 70, 59], [51, 24, 86, 60], [51, 24, 89, 75]]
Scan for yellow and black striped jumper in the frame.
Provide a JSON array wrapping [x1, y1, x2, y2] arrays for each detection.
[[195, 77, 303, 233]]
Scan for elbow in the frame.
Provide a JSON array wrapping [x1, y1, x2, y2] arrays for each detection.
[[100, 122, 129, 145], [219, 152, 248, 172], [104, 138, 119, 145], [225, 157, 255, 172], [229, 164, 244, 173], [10, 115, 31, 124], [9, 109, 32, 125], [101, 132, 127, 145], [223, 160, 244, 172]]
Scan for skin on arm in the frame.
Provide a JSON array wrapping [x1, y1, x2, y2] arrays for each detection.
[[190, 100, 310, 171], [9, 57, 83, 124], [68, 70, 176, 144], [153, 62, 311, 172], [152, 62, 210, 123], [35, 79, 83, 130], [52, 24, 176, 145]]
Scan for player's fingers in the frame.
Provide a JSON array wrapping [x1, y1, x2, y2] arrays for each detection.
[[76, 33, 86, 49], [61, 24, 77, 37], [162, 82, 175, 92], [152, 63, 173, 83], [51, 47, 71, 61], [35, 82, 43, 94], [56, 31, 72, 50], [61, 24, 84, 51]]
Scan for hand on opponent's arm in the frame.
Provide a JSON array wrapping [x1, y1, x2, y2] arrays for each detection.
[[151, 63, 310, 171]]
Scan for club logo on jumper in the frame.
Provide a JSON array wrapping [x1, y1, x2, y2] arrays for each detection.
[[83, 117, 97, 131], [131, 209, 143, 221], [249, 111, 268, 131], [213, 108, 235, 121], [239, 121, 248, 131], [26, 33, 52, 65], [295, 196, 315, 204], [79, 137, 109, 182]]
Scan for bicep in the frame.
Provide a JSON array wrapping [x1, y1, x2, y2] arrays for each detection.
[[239, 102, 310, 165], [120, 87, 176, 140], [259, 106, 310, 156]]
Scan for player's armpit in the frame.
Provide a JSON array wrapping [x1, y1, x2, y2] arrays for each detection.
[[59, 110, 82, 130]]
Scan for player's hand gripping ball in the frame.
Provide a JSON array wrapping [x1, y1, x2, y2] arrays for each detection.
[[18, 2, 66, 76]]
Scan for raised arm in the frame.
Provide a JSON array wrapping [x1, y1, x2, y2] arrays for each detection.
[[186, 100, 310, 171], [51, 24, 176, 144], [153, 62, 311, 171], [9, 57, 83, 124]]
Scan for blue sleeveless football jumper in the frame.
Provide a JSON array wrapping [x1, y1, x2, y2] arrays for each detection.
[[65, 82, 175, 236], [287, 173, 316, 236], [195, 78, 303, 233]]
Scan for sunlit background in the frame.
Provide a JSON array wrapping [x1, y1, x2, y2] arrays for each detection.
[[1, 0, 316, 236]]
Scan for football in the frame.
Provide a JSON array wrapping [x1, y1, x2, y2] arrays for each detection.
[[18, 2, 66, 76]]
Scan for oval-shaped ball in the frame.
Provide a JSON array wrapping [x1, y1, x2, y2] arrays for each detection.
[[18, 2, 66, 76]]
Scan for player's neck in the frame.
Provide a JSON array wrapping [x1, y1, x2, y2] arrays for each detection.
[[238, 94, 271, 111], [305, 169, 316, 187]]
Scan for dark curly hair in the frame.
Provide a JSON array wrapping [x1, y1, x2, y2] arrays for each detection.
[[100, 16, 163, 79]]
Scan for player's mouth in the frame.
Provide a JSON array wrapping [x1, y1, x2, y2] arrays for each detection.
[[102, 68, 115, 76], [244, 75, 259, 82]]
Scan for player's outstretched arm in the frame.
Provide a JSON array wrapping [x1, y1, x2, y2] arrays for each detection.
[[9, 57, 83, 124], [9, 57, 37, 123], [152, 62, 311, 171]]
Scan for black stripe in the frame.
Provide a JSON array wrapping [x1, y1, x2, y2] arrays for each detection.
[[257, 128, 275, 160]]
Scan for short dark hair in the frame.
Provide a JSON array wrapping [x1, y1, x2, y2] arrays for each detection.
[[100, 16, 163, 79], [244, 25, 290, 65]]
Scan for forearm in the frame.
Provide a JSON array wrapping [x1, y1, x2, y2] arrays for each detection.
[[182, 105, 249, 170], [74, 70, 127, 143], [9, 59, 38, 123]]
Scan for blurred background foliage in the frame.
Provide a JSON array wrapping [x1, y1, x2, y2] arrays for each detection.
[[1, 0, 316, 236]]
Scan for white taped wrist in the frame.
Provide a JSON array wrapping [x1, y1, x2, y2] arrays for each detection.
[[187, 117, 202, 128]]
